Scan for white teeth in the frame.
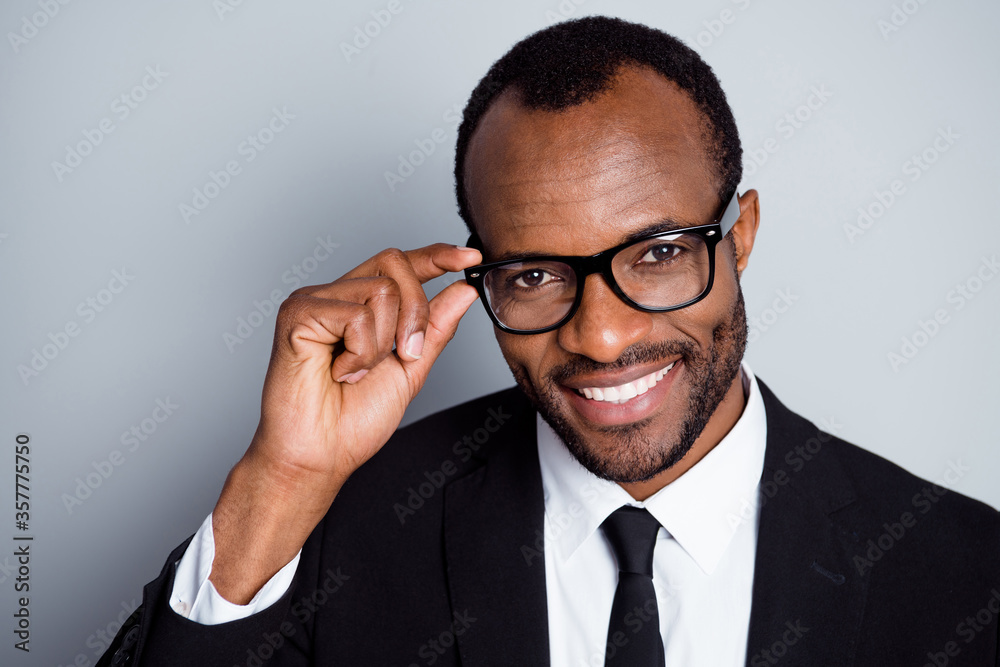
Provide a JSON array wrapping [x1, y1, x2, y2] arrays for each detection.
[[576, 361, 677, 404]]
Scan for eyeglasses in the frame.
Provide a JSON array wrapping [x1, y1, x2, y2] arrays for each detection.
[[464, 191, 740, 334]]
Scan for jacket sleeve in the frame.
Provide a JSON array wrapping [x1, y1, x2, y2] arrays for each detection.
[[96, 520, 325, 667]]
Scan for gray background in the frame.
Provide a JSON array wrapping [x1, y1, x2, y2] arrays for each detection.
[[2, 0, 998, 664]]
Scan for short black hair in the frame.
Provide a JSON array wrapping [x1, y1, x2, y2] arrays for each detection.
[[454, 15, 742, 235]]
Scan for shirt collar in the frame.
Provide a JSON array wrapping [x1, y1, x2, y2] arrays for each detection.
[[536, 362, 767, 575]]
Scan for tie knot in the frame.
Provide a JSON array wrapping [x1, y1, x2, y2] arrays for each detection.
[[600, 506, 661, 576]]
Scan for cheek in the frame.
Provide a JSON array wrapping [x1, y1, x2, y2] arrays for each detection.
[[655, 275, 738, 343], [495, 331, 558, 383]]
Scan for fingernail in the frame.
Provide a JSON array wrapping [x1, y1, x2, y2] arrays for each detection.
[[455, 245, 477, 252], [337, 369, 368, 384], [405, 331, 424, 359]]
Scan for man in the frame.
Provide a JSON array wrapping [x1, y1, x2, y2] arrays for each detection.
[[100, 16, 999, 667]]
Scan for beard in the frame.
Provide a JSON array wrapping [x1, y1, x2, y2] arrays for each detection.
[[509, 284, 749, 484]]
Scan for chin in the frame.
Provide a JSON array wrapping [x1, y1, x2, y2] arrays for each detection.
[[505, 286, 749, 484], [548, 387, 698, 484]]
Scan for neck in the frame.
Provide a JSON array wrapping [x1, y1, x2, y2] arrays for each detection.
[[618, 367, 748, 501]]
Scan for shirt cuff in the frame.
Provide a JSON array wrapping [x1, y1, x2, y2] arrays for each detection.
[[168, 512, 301, 625]]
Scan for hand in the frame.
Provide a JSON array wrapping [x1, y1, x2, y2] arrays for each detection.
[[209, 243, 482, 603], [252, 243, 482, 485]]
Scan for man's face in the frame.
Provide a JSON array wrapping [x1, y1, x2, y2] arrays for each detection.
[[463, 66, 756, 488]]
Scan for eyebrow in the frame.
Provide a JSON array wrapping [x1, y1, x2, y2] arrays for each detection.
[[488, 217, 691, 263]]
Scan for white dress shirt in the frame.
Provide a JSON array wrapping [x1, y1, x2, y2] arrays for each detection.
[[170, 363, 767, 667], [169, 512, 300, 623], [538, 363, 766, 666]]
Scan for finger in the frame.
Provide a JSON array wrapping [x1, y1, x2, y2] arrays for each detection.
[[391, 245, 481, 360], [315, 276, 402, 371], [287, 274, 406, 364], [399, 280, 481, 389], [275, 295, 380, 383], [361, 249, 432, 362], [402, 243, 482, 283], [340, 244, 480, 284], [311, 244, 482, 362], [346, 247, 467, 362]]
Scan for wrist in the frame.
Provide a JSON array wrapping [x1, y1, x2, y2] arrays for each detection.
[[208, 456, 341, 604]]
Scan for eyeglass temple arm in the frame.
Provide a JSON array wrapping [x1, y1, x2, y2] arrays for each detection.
[[718, 191, 741, 237]]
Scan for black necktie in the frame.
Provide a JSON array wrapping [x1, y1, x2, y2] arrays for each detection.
[[601, 506, 665, 667]]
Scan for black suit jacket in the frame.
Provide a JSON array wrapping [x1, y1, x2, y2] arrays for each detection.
[[100, 379, 1000, 666]]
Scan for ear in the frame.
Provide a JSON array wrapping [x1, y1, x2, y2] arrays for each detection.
[[729, 189, 760, 279]]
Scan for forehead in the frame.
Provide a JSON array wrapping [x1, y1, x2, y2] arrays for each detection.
[[463, 66, 720, 261]]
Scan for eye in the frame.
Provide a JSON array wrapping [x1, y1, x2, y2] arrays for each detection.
[[512, 269, 559, 288], [639, 243, 682, 263]]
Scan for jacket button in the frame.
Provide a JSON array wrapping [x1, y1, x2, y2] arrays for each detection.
[[111, 626, 140, 665], [121, 625, 140, 648]]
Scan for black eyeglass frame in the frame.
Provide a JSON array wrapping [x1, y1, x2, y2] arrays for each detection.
[[463, 190, 741, 335]]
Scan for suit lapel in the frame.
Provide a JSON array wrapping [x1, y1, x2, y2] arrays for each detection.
[[443, 390, 551, 666], [744, 380, 869, 666], [441, 378, 870, 666]]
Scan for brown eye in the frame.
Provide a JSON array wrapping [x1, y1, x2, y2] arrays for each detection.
[[640, 244, 681, 263], [513, 269, 555, 288]]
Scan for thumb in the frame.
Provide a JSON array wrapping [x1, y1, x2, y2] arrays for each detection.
[[401, 279, 481, 385]]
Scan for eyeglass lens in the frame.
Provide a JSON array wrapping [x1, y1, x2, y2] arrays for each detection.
[[483, 231, 711, 331]]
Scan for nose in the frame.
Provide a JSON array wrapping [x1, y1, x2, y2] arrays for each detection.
[[556, 273, 652, 363]]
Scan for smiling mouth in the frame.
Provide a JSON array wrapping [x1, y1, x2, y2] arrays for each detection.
[[574, 361, 677, 404]]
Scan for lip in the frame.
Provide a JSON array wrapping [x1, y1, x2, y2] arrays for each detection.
[[559, 359, 683, 427], [559, 357, 682, 390]]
